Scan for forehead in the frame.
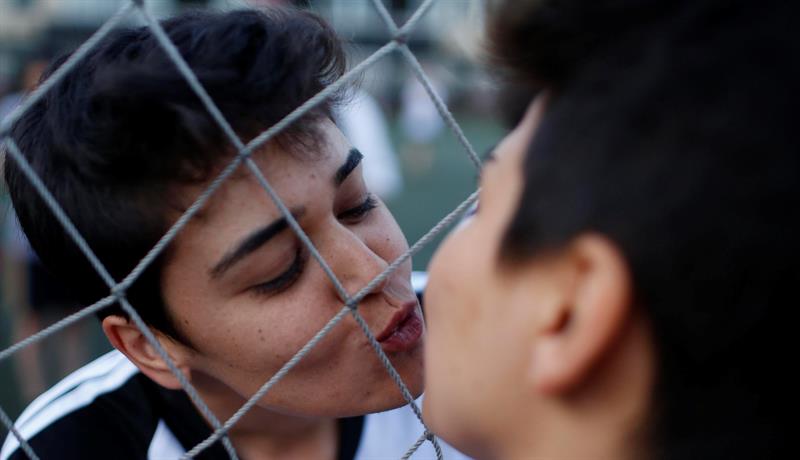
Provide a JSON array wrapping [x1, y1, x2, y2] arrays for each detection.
[[169, 119, 351, 254]]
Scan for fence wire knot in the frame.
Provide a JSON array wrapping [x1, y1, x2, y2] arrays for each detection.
[[393, 31, 410, 44], [110, 283, 127, 300]]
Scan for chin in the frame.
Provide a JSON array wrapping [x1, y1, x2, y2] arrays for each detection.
[[406, 370, 425, 400], [392, 366, 425, 402], [388, 336, 426, 389], [362, 368, 425, 415], [398, 346, 426, 398]]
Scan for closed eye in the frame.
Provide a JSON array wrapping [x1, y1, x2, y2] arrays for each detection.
[[338, 194, 378, 221], [250, 247, 306, 297]]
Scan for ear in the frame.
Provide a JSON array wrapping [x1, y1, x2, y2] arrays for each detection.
[[102, 315, 192, 390], [528, 234, 633, 395]]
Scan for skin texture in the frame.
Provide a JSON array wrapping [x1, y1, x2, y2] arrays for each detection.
[[424, 99, 654, 460], [102, 119, 424, 457]]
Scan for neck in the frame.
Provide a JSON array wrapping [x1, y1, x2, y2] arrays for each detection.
[[231, 415, 338, 460], [191, 372, 340, 460], [502, 412, 645, 460]]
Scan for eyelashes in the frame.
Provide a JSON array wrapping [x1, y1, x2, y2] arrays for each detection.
[[337, 194, 378, 221], [249, 194, 378, 297], [250, 246, 306, 297]]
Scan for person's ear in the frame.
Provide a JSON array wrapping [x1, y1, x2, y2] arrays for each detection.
[[527, 234, 633, 395], [102, 315, 192, 390]]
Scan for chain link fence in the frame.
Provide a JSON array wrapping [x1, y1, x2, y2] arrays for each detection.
[[0, 0, 483, 458]]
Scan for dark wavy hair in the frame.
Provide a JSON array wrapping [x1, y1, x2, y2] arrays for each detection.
[[4, 7, 348, 343], [489, 0, 797, 458]]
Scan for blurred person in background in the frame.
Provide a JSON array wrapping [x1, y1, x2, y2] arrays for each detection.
[[0, 58, 48, 120], [423, 0, 796, 459], [399, 61, 449, 176], [251, 0, 404, 202], [336, 88, 403, 202], [1, 56, 87, 402]]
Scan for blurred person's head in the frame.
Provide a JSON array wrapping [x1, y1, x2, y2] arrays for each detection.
[[19, 59, 49, 93], [2, 55, 49, 95], [0, 57, 49, 120], [4, 7, 425, 427], [424, 1, 797, 459]]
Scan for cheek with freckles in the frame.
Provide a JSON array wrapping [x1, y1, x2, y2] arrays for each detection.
[[364, 206, 409, 268], [192, 278, 346, 373]]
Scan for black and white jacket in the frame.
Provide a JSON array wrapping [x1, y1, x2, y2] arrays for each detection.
[[1, 350, 466, 460]]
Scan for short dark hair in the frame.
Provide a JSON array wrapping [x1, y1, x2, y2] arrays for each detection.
[[4, 7, 347, 343], [490, 0, 796, 458]]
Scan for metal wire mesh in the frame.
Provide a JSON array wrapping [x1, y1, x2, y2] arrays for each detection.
[[0, 0, 482, 458]]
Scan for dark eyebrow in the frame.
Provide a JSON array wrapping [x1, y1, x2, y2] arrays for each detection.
[[209, 208, 304, 279], [334, 148, 363, 186]]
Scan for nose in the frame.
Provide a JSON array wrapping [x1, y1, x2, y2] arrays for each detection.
[[323, 226, 389, 304]]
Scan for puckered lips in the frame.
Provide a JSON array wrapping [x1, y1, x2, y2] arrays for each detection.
[[375, 300, 424, 353]]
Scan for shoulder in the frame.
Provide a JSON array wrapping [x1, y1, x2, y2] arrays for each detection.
[[355, 397, 471, 460], [0, 350, 154, 460]]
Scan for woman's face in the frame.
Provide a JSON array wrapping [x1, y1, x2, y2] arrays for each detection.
[[161, 118, 424, 418], [423, 100, 544, 454]]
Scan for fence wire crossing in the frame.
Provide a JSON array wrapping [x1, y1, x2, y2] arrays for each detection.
[[0, 0, 483, 458]]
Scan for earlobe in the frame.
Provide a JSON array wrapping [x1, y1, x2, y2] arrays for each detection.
[[529, 234, 632, 395], [101, 315, 191, 390]]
